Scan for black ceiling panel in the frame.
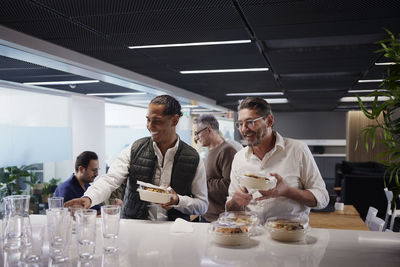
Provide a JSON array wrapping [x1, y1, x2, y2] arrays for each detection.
[[268, 44, 380, 74], [0, 0, 60, 22], [1, 0, 399, 111], [239, 0, 400, 39], [34, 0, 234, 17], [140, 43, 265, 70], [74, 6, 243, 35]]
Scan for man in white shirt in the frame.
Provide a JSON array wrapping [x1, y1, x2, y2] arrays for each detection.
[[226, 97, 329, 222], [66, 95, 208, 221]]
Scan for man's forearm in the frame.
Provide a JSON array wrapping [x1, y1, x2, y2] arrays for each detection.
[[285, 187, 317, 207]]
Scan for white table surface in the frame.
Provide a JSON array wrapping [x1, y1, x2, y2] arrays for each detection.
[[2, 214, 400, 267]]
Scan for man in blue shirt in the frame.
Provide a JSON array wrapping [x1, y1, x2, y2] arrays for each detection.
[[54, 151, 101, 211]]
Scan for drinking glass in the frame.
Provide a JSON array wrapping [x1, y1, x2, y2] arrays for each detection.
[[102, 251, 120, 267], [46, 208, 72, 263], [76, 209, 97, 261], [69, 205, 83, 234], [3, 195, 32, 251], [48, 197, 64, 209], [23, 223, 45, 265], [101, 205, 121, 253]]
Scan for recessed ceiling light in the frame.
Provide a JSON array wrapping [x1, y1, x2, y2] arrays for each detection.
[[340, 96, 390, 102], [264, 98, 288, 104], [357, 79, 384, 83], [86, 92, 146, 96], [128, 40, 251, 49], [24, 80, 100, 85], [226, 92, 283, 96], [348, 89, 387, 93], [180, 68, 269, 74], [375, 62, 397, 66]]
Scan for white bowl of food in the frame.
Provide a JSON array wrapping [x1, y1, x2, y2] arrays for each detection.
[[137, 181, 173, 204], [209, 221, 250, 246], [240, 173, 276, 190], [265, 217, 309, 242]]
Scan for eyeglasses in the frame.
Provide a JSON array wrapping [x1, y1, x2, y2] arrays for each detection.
[[235, 116, 265, 129], [194, 127, 208, 137]]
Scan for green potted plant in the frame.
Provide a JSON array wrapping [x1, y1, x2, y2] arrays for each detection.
[[42, 178, 61, 203], [0, 165, 36, 196], [357, 29, 400, 207]]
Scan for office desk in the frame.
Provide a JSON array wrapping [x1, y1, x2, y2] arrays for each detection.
[[310, 205, 369, 230]]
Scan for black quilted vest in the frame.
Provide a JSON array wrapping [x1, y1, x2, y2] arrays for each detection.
[[121, 137, 199, 221]]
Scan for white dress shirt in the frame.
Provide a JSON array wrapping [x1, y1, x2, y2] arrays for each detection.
[[228, 131, 329, 223], [84, 137, 208, 220]]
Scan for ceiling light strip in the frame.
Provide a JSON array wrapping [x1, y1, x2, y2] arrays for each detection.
[[348, 89, 387, 93], [340, 96, 390, 102], [24, 80, 99, 85], [357, 79, 384, 83], [375, 62, 397, 66], [128, 40, 251, 49], [87, 92, 146, 96], [181, 105, 199, 108], [264, 98, 288, 104], [180, 68, 269, 74], [226, 92, 283, 96]]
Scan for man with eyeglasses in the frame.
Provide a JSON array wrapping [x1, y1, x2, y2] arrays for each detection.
[[194, 114, 238, 222], [226, 97, 329, 222], [66, 95, 208, 221], [54, 151, 101, 211]]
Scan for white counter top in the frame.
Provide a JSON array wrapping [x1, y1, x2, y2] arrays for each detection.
[[2, 215, 400, 266]]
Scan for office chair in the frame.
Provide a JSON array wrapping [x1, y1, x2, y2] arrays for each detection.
[[384, 188, 400, 231], [365, 206, 378, 228]]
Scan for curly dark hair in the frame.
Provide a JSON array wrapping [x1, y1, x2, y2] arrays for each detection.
[[150, 95, 183, 117]]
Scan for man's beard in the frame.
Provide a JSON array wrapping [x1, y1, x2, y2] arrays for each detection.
[[245, 128, 266, 147], [82, 176, 94, 184]]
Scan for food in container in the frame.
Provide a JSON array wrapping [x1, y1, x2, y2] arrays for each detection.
[[218, 211, 263, 236], [265, 217, 309, 242], [218, 211, 260, 226], [240, 173, 277, 190], [209, 221, 251, 246], [137, 181, 173, 204]]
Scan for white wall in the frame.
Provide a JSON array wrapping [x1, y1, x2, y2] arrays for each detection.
[[71, 95, 106, 177]]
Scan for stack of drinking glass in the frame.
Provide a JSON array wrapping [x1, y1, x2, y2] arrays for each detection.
[[1, 194, 121, 266]]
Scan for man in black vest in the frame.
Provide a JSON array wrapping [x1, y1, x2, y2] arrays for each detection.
[[66, 95, 208, 221]]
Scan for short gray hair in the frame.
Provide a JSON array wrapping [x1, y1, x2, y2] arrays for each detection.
[[238, 97, 272, 117], [194, 114, 219, 130]]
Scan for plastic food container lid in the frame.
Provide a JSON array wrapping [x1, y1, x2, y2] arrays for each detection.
[[218, 211, 260, 226]]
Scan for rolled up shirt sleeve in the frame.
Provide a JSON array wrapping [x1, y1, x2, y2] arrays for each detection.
[[175, 159, 209, 215], [300, 143, 329, 209], [84, 145, 131, 206]]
